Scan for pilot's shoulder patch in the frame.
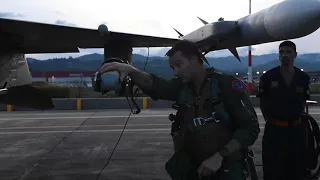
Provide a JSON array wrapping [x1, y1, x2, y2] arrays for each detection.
[[231, 78, 247, 92]]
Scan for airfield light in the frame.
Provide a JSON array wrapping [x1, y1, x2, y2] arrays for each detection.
[[256, 71, 259, 74], [236, 73, 239, 75], [301, 69, 304, 71]]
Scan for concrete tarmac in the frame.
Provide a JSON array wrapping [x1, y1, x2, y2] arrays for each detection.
[[0, 108, 320, 180]]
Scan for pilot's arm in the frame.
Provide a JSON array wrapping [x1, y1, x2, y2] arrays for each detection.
[[220, 76, 260, 154], [125, 66, 183, 101], [138, 74, 183, 102]]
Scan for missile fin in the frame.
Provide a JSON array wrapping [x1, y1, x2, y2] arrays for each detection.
[[215, 40, 240, 61], [228, 48, 241, 61], [173, 28, 183, 38], [197, 16, 209, 25]]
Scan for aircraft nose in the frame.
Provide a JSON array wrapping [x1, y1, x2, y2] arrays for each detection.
[[264, 0, 320, 40]]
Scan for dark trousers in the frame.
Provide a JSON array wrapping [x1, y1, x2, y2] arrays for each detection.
[[262, 123, 307, 180]]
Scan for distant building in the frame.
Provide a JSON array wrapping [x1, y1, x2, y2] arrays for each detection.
[[31, 71, 96, 87]]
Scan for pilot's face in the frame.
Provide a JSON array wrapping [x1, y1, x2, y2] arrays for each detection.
[[279, 46, 297, 67], [168, 51, 199, 82]]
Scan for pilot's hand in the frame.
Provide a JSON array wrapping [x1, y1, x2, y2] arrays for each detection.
[[197, 152, 224, 178], [99, 62, 135, 82]]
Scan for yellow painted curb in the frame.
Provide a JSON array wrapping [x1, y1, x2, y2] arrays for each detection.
[[76, 98, 82, 110], [7, 105, 13, 112], [142, 97, 148, 109]]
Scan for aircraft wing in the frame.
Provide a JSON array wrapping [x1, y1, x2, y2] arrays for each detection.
[[0, 18, 179, 54]]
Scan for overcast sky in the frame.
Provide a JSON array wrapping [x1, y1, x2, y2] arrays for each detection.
[[1, 0, 320, 60]]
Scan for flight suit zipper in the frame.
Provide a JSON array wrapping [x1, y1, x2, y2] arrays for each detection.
[[195, 96, 200, 117], [193, 78, 208, 118]]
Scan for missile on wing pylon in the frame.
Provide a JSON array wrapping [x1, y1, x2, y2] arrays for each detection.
[[173, 0, 320, 62], [196, 17, 241, 61]]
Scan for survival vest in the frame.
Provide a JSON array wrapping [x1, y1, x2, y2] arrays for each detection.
[[174, 72, 258, 180], [303, 112, 320, 179], [176, 72, 229, 123], [176, 72, 239, 129]]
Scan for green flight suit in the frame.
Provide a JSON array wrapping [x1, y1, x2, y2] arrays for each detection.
[[140, 68, 260, 180]]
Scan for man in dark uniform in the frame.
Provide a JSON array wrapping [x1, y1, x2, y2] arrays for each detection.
[[256, 40, 311, 180], [99, 40, 260, 180]]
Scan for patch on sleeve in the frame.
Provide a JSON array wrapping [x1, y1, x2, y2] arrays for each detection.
[[232, 79, 247, 92]]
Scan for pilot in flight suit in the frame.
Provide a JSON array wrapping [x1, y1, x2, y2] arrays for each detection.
[[138, 40, 261, 180], [98, 40, 260, 180], [256, 40, 311, 180]]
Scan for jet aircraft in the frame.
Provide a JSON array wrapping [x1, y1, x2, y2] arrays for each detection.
[[0, 0, 319, 109]]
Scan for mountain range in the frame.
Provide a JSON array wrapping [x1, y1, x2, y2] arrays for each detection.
[[26, 53, 320, 79]]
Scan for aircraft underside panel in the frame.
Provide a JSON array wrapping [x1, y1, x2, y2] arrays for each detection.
[[182, 10, 278, 51], [181, 21, 243, 53], [0, 53, 32, 88]]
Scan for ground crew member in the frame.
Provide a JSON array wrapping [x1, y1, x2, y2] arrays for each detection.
[[99, 40, 260, 180], [256, 40, 311, 180]]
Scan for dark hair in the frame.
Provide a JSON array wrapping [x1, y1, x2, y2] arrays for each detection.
[[165, 40, 203, 63], [279, 40, 296, 52]]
